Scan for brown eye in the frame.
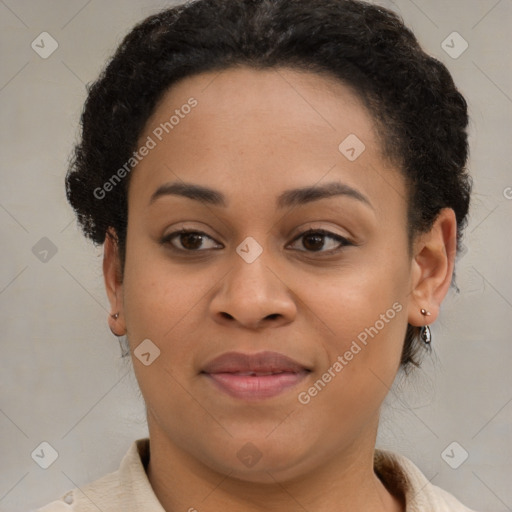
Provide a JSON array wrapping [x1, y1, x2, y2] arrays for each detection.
[[180, 232, 204, 250], [302, 233, 326, 251], [289, 229, 351, 253], [162, 230, 222, 251]]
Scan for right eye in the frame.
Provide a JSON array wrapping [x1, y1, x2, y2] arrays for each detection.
[[160, 229, 223, 252]]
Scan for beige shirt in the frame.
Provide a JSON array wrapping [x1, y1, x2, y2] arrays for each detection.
[[36, 438, 477, 511]]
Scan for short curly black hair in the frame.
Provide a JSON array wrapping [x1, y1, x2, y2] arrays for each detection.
[[65, 0, 471, 369]]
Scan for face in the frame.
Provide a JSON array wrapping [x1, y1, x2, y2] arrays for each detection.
[[110, 67, 418, 481]]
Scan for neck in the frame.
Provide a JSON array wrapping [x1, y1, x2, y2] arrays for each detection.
[[145, 415, 404, 512]]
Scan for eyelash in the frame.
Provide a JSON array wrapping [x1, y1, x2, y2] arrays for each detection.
[[160, 228, 352, 255]]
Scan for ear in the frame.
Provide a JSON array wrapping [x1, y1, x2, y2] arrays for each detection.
[[407, 208, 457, 327], [103, 228, 126, 336]]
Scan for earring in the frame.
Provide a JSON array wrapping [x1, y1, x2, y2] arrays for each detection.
[[118, 336, 130, 358], [420, 325, 431, 344], [109, 312, 121, 337], [420, 308, 432, 345]]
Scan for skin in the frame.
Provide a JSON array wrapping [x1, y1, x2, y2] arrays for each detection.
[[104, 67, 457, 512]]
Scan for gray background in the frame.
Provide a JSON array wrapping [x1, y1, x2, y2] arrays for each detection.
[[1, 0, 511, 511]]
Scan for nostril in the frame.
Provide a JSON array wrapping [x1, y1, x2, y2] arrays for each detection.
[[220, 312, 234, 320], [265, 313, 281, 320]]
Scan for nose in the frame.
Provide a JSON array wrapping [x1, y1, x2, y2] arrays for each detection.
[[209, 250, 297, 330]]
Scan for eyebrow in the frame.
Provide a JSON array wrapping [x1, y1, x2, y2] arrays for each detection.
[[149, 181, 373, 210]]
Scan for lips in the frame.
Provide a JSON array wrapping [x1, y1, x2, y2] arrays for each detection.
[[201, 351, 311, 400], [201, 351, 311, 375]]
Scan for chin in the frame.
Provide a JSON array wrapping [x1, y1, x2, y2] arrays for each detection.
[[200, 440, 313, 484]]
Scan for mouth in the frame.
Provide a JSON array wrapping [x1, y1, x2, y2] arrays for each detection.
[[200, 351, 312, 400]]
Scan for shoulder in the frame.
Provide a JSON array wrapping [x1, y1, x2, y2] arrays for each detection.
[[34, 469, 121, 512], [374, 449, 478, 511], [35, 438, 165, 512], [374, 449, 479, 512]]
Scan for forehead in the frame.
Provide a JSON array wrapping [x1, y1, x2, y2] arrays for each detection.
[[127, 66, 406, 217]]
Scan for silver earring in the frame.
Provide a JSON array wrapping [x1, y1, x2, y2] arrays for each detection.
[[118, 336, 130, 358], [420, 325, 431, 344], [420, 308, 432, 344]]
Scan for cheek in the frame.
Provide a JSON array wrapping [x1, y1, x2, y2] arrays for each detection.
[[121, 257, 208, 408], [299, 271, 409, 433], [302, 245, 409, 342], [123, 257, 208, 345]]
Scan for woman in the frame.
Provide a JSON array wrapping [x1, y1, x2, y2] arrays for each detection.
[[38, 0, 476, 510]]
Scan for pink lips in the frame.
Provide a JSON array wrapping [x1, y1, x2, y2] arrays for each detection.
[[201, 351, 311, 400]]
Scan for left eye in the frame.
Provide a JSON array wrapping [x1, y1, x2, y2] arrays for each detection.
[[288, 229, 351, 253]]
